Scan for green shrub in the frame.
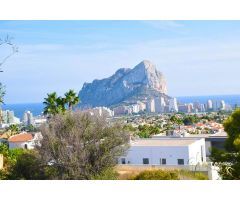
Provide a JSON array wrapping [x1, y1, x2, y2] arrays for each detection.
[[7, 150, 47, 180], [132, 169, 180, 180], [93, 168, 119, 180], [178, 170, 208, 180], [194, 172, 208, 180]]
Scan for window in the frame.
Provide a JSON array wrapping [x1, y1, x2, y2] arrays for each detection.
[[24, 144, 28, 149], [121, 158, 126, 164], [160, 158, 167, 165], [162, 158, 166, 165], [143, 158, 149, 164], [201, 146, 204, 162], [177, 159, 184, 165]]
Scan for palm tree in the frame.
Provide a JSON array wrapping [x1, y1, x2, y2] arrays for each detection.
[[8, 124, 20, 135], [64, 89, 80, 110], [43, 92, 65, 116]]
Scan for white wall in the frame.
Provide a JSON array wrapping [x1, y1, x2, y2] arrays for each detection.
[[8, 141, 35, 150], [205, 141, 212, 157], [124, 146, 190, 165], [188, 139, 206, 165], [119, 139, 207, 166]]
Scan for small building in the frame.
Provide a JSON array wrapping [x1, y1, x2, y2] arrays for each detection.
[[178, 131, 227, 157], [119, 138, 206, 166], [8, 132, 42, 150]]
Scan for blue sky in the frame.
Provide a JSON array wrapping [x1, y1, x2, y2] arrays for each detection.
[[1, 20, 240, 104]]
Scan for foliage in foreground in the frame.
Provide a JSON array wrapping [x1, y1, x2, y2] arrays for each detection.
[[0, 146, 54, 180], [131, 169, 180, 180], [0, 144, 26, 179], [1, 111, 129, 180], [178, 170, 208, 180], [37, 111, 129, 180], [211, 109, 240, 179], [93, 168, 119, 180], [118, 168, 208, 180]]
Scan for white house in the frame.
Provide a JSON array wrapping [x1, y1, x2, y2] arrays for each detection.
[[8, 132, 42, 150], [119, 138, 206, 166]]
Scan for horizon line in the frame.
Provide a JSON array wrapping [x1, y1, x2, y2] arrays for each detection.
[[3, 93, 240, 105]]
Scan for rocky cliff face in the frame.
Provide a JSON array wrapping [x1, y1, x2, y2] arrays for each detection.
[[78, 60, 168, 107]]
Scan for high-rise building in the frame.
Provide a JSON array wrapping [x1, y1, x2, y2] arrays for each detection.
[[113, 106, 131, 116], [169, 98, 178, 113], [130, 104, 140, 114], [146, 98, 155, 113], [207, 100, 213, 111], [212, 100, 219, 111], [137, 101, 146, 112], [200, 104, 206, 112], [220, 100, 226, 111], [154, 97, 166, 113], [193, 102, 201, 112], [92, 107, 114, 117], [23, 111, 35, 126], [1, 110, 17, 124], [178, 104, 191, 113]]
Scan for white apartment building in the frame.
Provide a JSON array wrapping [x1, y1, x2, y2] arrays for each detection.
[[207, 100, 213, 110], [146, 98, 155, 113], [130, 104, 140, 114], [220, 100, 226, 111], [23, 111, 35, 126], [1, 110, 20, 125], [92, 107, 114, 117], [169, 98, 178, 113], [119, 138, 206, 166], [113, 106, 131, 116], [200, 104, 206, 112], [137, 101, 146, 112], [178, 104, 192, 113], [154, 97, 166, 113]]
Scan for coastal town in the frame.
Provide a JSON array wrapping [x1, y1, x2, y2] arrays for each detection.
[[0, 96, 231, 180], [0, 60, 234, 180], [1, 21, 240, 181]]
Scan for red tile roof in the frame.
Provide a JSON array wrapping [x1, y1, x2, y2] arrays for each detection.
[[8, 133, 33, 142]]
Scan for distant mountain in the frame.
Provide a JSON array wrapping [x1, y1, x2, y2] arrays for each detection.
[[78, 60, 170, 108]]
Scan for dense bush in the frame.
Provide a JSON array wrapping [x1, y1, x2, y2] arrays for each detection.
[[1, 111, 129, 180], [211, 109, 240, 179], [132, 169, 179, 180], [128, 169, 208, 180], [93, 168, 119, 180], [0, 144, 50, 180], [7, 151, 47, 180], [178, 170, 208, 180], [37, 111, 129, 180]]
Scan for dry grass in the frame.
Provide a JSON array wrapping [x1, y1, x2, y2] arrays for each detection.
[[115, 165, 208, 180]]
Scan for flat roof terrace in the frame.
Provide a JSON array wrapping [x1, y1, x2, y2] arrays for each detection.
[[130, 138, 202, 147]]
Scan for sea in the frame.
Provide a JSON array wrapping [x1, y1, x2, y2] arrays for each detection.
[[2, 103, 44, 119], [2, 94, 240, 119]]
